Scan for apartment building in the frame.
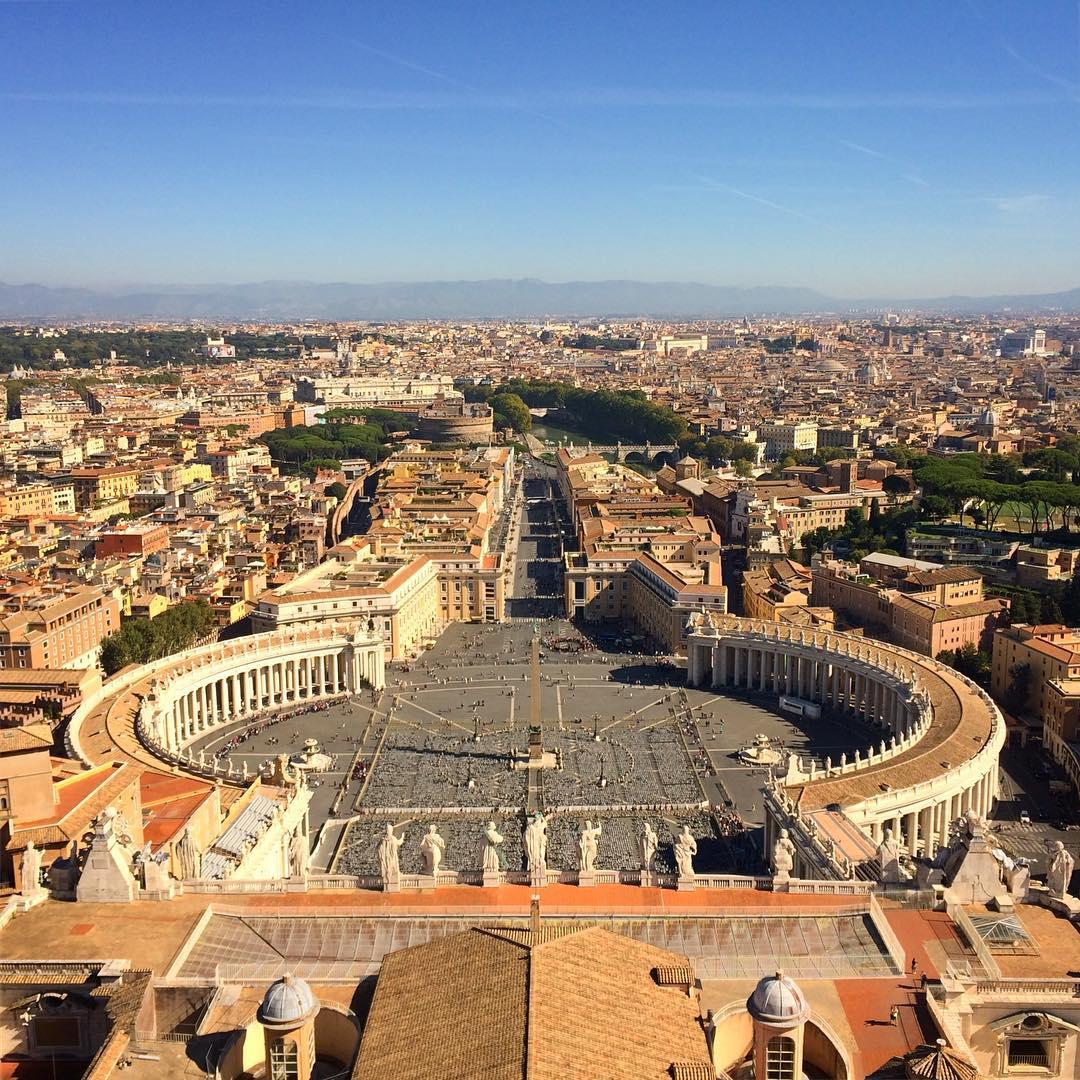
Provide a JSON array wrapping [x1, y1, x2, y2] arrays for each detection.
[[95, 522, 171, 559], [990, 624, 1080, 715], [812, 554, 1008, 656], [557, 450, 727, 653], [742, 558, 835, 629], [251, 543, 504, 658], [758, 421, 818, 459], [66, 466, 140, 511], [206, 444, 272, 482], [992, 624, 1080, 790], [0, 585, 120, 670], [294, 374, 461, 410], [0, 483, 75, 518]]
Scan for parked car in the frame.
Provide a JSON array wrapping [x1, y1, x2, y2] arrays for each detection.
[[1019, 810, 1031, 824]]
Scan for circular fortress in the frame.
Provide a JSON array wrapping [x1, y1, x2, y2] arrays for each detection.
[[416, 400, 494, 444]]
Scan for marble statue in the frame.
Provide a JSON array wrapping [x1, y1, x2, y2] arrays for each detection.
[[21, 841, 43, 896], [674, 825, 698, 879], [772, 829, 796, 877], [578, 820, 602, 873], [639, 822, 658, 872], [524, 812, 547, 876], [176, 827, 201, 880], [420, 824, 446, 877], [1048, 841, 1075, 900], [288, 827, 309, 878], [378, 825, 404, 886], [482, 821, 504, 872], [876, 827, 903, 884]]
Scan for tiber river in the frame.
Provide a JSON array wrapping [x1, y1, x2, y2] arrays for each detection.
[[528, 419, 658, 472]]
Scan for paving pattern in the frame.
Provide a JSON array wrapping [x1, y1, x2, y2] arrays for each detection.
[[176, 911, 898, 982]]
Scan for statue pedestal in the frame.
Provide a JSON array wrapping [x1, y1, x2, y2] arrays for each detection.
[[772, 872, 790, 892], [529, 870, 546, 890], [1030, 883, 1080, 918], [383, 878, 401, 894], [578, 871, 595, 888], [420, 875, 437, 891], [14, 887, 47, 913], [677, 874, 696, 892], [640, 870, 658, 889], [482, 870, 502, 888]]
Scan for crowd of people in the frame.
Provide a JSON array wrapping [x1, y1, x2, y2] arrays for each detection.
[[212, 696, 349, 760]]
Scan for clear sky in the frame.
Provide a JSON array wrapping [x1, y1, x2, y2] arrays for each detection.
[[2, 0, 1079, 297]]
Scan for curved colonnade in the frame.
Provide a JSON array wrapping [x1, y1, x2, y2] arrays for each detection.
[[68, 624, 385, 779], [685, 612, 1005, 863]]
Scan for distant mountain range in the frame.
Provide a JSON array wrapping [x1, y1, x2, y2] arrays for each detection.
[[1, 278, 1078, 321]]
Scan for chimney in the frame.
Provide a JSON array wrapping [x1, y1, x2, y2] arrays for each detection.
[[530, 894, 541, 938]]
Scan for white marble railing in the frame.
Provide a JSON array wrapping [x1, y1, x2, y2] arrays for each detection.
[[174, 871, 885, 896], [972, 979, 1080, 998]]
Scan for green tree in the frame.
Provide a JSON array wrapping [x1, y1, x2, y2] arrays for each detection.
[[490, 392, 532, 433], [1004, 662, 1033, 714], [1062, 566, 1080, 625], [100, 599, 216, 675]]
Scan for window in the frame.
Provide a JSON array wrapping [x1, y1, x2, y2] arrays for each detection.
[[765, 1035, 796, 1080], [268, 1037, 299, 1080], [33, 1017, 82, 1051], [1007, 1038, 1049, 1070]]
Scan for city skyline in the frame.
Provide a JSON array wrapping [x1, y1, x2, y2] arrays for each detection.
[[2, 1, 1080, 297]]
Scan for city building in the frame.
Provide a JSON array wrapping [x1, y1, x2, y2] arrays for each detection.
[[0, 585, 120, 670], [812, 554, 1009, 656], [759, 421, 818, 460]]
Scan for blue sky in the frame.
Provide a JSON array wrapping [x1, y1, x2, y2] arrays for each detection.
[[2, 0, 1079, 296]]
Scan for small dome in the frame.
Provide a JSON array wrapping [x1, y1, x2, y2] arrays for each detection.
[[819, 358, 845, 373], [904, 1038, 978, 1080], [258, 973, 318, 1026], [747, 970, 809, 1028], [677, 455, 697, 465]]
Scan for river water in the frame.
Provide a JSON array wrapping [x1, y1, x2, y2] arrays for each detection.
[[529, 419, 595, 446]]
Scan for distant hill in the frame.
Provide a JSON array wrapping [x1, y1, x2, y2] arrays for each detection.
[[0, 278, 1077, 320]]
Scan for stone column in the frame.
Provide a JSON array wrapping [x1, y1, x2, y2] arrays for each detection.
[[919, 806, 934, 857], [906, 811, 918, 856], [933, 801, 946, 850], [718, 644, 728, 687]]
